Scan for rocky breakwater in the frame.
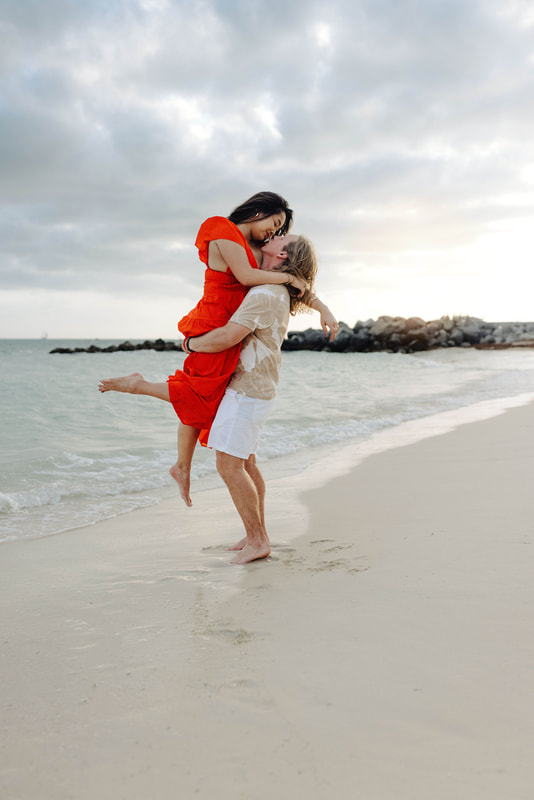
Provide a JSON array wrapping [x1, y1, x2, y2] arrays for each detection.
[[50, 339, 182, 354], [282, 316, 534, 353]]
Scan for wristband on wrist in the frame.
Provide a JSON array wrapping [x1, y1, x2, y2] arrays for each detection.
[[183, 336, 196, 354]]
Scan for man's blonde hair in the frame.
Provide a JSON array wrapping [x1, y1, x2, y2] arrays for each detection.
[[282, 236, 318, 315]]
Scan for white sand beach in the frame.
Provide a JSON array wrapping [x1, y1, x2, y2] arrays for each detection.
[[2, 399, 533, 799]]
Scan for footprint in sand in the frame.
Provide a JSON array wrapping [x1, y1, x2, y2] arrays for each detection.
[[305, 539, 369, 574], [308, 538, 336, 545]]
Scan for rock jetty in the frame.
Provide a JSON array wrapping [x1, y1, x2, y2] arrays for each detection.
[[282, 317, 534, 353], [50, 339, 182, 354], [50, 319, 534, 355]]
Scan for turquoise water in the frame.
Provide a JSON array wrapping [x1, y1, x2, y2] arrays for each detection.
[[2, 339, 534, 542]]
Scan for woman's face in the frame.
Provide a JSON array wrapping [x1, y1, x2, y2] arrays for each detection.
[[249, 212, 286, 243]]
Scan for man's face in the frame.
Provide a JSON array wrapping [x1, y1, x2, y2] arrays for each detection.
[[260, 234, 297, 269]]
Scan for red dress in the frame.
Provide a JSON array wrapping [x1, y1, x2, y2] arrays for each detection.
[[167, 217, 258, 445]]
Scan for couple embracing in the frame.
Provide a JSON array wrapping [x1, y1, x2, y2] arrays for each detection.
[[99, 191, 338, 564]]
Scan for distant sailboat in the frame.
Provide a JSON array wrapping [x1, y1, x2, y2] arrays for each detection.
[[41, 332, 48, 340]]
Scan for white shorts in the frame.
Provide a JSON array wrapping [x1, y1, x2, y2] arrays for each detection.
[[207, 388, 275, 459]]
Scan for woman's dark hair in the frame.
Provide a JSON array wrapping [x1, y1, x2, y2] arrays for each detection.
[[228, 191, 293, 235]]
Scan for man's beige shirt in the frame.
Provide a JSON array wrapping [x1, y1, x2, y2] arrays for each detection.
[[227, 284, 290, 400]]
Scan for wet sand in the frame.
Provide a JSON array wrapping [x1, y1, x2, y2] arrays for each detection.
[[1, 399, 533, 799]]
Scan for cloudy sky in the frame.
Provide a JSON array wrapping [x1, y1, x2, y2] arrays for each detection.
[[1, 0, 534, 339]]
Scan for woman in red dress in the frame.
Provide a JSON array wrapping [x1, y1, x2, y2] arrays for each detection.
[[167, 192, 306, 504]]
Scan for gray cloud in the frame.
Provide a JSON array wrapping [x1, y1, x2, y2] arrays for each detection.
[[1, 0, 534, 331]]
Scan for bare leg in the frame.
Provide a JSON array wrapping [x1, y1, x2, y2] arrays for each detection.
[[99, 375, 203, 506], [216, 451, 271, 564], [229, 454, 267, 550], [99, 374, 203, 505], [169, 423, 199, 507], [98, 373, 170, 402]]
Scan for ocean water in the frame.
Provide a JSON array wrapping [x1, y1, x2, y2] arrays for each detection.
[[2, 338, 534, 543]]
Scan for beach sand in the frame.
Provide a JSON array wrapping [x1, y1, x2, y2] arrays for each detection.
[[1, 399, 533, 799]]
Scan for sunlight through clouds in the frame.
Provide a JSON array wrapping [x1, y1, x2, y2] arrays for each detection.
[[253, 101, 282, 141], [139, 0, 170, 11], [156, 94, 213, 144], [495, 0, 534, 29], [314, 22, 332, 49]]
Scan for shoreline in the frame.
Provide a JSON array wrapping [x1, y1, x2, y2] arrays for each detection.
[[2, 395, 534, 797], [4, 341, 534, 546], [4, 389, 534, 548]]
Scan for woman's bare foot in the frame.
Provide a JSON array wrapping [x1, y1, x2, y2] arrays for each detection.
[[169, 464, 192, 507], [232, 539, 271, 565], [228, 536, 247, 551], [98, 373, 144, 393]]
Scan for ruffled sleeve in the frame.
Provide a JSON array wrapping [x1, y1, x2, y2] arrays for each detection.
[[195, 216, 249, 266]]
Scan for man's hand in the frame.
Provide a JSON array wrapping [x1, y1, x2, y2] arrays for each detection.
[[184, 321, 250, 354]]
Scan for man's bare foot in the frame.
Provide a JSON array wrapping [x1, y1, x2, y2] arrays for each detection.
[[232, 540, 271, 565], [228, 536, 247, 551], [98, 373, 144, 394], [229, 529, 270, 551], [169, 464, 192, 507]]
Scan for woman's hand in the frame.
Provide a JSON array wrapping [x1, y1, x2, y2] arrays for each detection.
[[319, 306, 340, 340], [284, 273, 308, 297], [307, 295, 340, 339]]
